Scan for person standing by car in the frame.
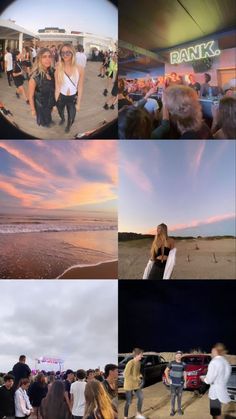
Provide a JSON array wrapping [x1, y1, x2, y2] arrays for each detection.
[[123, 348, 145, 419], [165, 351, 187, 416], [200, 343, 231, 419]]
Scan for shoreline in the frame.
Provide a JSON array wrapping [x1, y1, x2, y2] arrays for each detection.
[[58, 260, 118, 279]]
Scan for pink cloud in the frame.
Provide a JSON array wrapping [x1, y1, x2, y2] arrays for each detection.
[[0, 180, 40, 207], [0, 142, 50, 176], [122, 159, 153, 193], [169, 213, 235, 232], [190, 141, 206, 174]]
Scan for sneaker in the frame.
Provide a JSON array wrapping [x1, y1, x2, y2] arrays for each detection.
[[170, 412, 175, 417], [103, 103, 109, 110], [178, 410, 183, 415], [97, 74, 101, 77], [110, 104, 115, 110], [16, 93, 20, 99], [135, 415, 146, 419], [103, 89, 108, 96]]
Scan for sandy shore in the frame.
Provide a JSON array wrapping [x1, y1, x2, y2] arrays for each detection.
[[118, 238, 236, 279], [58, 260, 118, 279]]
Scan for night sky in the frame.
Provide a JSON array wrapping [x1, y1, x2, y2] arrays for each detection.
[[119, 281, 236, 354]]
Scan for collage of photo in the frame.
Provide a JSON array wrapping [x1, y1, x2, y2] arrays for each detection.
[[0, 0, 235, 419]]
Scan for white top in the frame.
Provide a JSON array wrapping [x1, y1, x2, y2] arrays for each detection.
[[163, 248, 177, 279], [70, 380, 86, 416], [76, 52, 87, 68], [4, 52, 13, 71], [60, 69, 79, 95], [15, 387, 32, 417], [204, 356, 231, 403]]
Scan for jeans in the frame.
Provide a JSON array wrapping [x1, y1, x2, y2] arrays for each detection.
[[57, 93, 77, 128], [124, 388, 143, 417], [170, 385, 183, 412]]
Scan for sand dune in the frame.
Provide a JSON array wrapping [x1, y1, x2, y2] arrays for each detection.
[[118, 238, 236, 279]]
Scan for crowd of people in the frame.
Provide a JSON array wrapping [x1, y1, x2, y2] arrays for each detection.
[[118, 73, 236, 139], [123, 344, 232, 419], [0, 355, 118, 419], [2, 44, 117, 134]]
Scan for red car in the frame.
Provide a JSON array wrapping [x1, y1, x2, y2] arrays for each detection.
[[162, 354, 211, 393]]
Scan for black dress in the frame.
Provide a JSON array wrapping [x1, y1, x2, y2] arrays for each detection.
[[148, 247, 170, 279], [13, 60, 24, 87], [33, 69, 55, 127]]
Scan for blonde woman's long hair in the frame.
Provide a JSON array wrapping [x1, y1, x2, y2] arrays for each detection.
[[151, 223, 169, 260], [84, 380, 117, 419], [165, 85, 203, 134], [30, 48, 52, 78], [56, 43, 78, 88]]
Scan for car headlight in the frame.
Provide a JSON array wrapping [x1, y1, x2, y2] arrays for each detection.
[[187, 370, 201, 376]]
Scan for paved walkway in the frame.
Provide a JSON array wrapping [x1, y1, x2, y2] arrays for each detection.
[[118, 382, 236, 419], [0, 62, 117, 139]]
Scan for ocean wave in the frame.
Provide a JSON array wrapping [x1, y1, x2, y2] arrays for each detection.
[[0, 223, 117, 234]]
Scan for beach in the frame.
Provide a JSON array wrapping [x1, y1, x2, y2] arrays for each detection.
[[58, 260, 118, 279], [0, 215, 117, 279], [118, 237, 236, 279]]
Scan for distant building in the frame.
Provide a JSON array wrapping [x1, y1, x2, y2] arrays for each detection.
[[35, 27, 116, 57]]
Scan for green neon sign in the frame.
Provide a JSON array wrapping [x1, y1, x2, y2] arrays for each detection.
[[170, 40, 221, 64]]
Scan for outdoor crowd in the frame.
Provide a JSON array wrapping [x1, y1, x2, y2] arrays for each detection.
[[2, 44, 117, 133], [0, 355, 118, 419], [118, 73, 236, 139]]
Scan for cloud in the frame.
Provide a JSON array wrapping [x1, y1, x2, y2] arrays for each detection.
[[0, 142, 50, 176], [0, 281, 118, 372], [169, 212, 236, 232], [0, 141, 117, 211], [121, 158, 153, 193], [189, 141, 206, 175]]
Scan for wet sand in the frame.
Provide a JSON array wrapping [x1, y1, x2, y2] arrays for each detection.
[[118, 238, 236, 279], [58, 260, 118, 279], [0, 231, 117, 279]]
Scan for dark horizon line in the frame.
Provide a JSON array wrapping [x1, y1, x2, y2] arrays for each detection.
[[118, 231, 236, 239]]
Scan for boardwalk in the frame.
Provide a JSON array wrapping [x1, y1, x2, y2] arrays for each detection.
[[0, 62, 117, 139]]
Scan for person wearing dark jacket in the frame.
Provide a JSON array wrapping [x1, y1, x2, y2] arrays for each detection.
[[0, 374, 15, 419], [12, 355, 31, 389]]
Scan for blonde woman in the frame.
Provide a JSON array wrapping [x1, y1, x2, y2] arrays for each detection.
[[28, 48, 56, 127], [151, 85, 212, 139], [148, 223, 175, 279], [83, 379, 117, 419], [55, 43, 84, 133]]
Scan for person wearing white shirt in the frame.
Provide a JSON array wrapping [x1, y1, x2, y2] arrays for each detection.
[[200, 343, 231, 419], [70, 369, 87, 419], [14, 378, 33, 419], [75, 45, 87, 68], [4, 47, 13, 86]]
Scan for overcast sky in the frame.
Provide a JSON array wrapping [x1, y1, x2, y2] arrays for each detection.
[[0, 280, 118, 372]]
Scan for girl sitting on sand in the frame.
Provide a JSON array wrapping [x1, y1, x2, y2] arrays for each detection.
[[146, 223, 175, 280]]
